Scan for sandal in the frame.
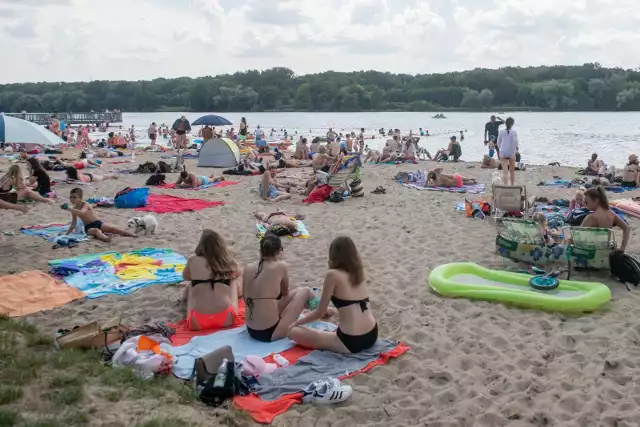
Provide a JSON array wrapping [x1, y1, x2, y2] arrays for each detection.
[[371, 186, 386, 194]]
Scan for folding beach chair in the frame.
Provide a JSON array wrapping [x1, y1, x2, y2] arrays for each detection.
[[565, 226, 615, 271], [491, 185, 529, 218], [328, 159, 361, 190], [495, 217, 568, 267]]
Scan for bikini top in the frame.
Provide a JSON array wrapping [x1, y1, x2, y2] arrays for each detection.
[[331, 296, 370, 312], [191, 278, 232, 289]]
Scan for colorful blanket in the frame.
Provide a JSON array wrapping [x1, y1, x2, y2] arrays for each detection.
[[0, 271, 86, 317], [539, 179, 637, 193], [157, 181, 239, 191], [135, 194, 226, 214], [21, 223, 88, 244], [256, 220, 310, 239], [404, 183, 486, 194], [48, 248, 186, 298]]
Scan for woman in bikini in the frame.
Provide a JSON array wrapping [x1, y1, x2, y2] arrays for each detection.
[[242, 234, 314, 342], [0, 165, 55, 204], [581, 186, 630, 252], [289, 236, 378, 354], [426, 168, 477, 187], [621, 154, 640, 188], [181, 230, 243, 330], [175, 170, 224, 188], [65, 166, 118, 183], [74, 152, 101, 169]]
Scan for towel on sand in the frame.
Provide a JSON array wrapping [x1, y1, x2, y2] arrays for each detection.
[[256, 220, 310, 239], [403, 183, 486, 193], [49, 248, 186, 298], [234, 341, 410, 423], [0, 271, 86, 317], [135, 194, 226, 214], [21, 223, 88, 243], [168, 300, 247, 346], [157, 181, 239, 191]]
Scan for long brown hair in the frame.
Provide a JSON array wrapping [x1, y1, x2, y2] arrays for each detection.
[[195, 230, 237, 279], [585, 186, 609, 209], [329, 236, 364, 286], [0, 165, 23, 188], [505, 117, 515, 134]]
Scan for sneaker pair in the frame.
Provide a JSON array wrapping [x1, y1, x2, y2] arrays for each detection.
[[302, 378, 352, 405]]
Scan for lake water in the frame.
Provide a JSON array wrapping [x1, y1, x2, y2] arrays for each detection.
[[121, 112, 640, 168]]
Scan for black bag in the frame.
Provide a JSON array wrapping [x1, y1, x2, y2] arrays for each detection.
[[610, 250, 640, 288], [146, 174, 166, 186], [198, 361, 237, 407], [136, 162, 157, 174], [156, 161, 172, 173], [329, 191, 344, 203], [567, 208, 590, 226]]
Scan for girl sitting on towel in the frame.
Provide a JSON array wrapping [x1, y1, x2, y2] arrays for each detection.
[[176, 170, 224, 188], [181, 230, 243, 330], [0, 165, 55, 204], [243, 234, 315, 342], [426, 168, 477, 188], [288, 236, 377, 354]]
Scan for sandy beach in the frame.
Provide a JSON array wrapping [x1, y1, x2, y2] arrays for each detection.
[[2, 152, 640, 426]]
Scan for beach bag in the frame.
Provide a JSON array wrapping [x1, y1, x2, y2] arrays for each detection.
[[115, 187, 150, 208], [609, 251, 640, 288], [349, 179, 364, 197], [567, 208, 590, 226], [195, 346, 237, 407], [157, 161, 172, 173], [54, 313, 128, 350], [329, 191, 344, 203], [136, 162, 157, 174], [146, 174, 166, 186]]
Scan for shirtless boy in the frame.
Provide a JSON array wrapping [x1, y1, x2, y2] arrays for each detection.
[[64, 188, 138, 242], [311, 146, 334, 172], [176, 170, 224, 188], [255, 211, 304, 232]]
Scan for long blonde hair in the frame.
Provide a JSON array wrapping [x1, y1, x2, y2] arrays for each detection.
[[195, 230, 237, 279], [0, 165, 24, 189]]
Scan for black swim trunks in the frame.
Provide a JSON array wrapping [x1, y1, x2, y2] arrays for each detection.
[[84, 220, 103, 233], [247, 321, 279, 343], [336, 324, 378, 353]]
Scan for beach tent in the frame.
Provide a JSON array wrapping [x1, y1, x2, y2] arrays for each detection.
[[197, 138, 240, 168]]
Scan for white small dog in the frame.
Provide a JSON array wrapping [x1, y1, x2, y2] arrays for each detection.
[[491, 171, 503, 187], [128, 214, 158, 235]]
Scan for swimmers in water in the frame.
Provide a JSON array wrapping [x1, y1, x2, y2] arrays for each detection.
[[426, 168, 477, 187], [289, 236, 377, 354], [243, 234, 315, 342], [176, 170, 223, 188], [182, 230, 242, 330]]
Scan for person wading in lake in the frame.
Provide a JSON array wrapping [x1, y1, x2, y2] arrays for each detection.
[[484, 115, 504, 156]]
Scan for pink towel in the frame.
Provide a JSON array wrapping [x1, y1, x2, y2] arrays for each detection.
[[135, 194, 226, 214]]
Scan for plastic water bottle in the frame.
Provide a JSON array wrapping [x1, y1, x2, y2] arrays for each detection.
[[213, 358, 228, 388], [307, 288, 320, 310], [273, 354, 289, 367], [132, 151, 136, 162]]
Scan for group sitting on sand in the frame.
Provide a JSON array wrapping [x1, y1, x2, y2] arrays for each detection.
[[181, 230, 377, 354]]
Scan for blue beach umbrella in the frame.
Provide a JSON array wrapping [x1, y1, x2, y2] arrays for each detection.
[[0, 114, 64, 146], [192, 114, 233, 126]]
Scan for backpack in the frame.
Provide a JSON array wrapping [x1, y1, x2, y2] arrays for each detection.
[[329, 191, 344, 203], [567, 208, 590, 226], [197, 360, 237, 407], [609, 251, 640, 289], [136, 161, 157, 174], [146, 174, 166, 186], [157, 161, 172, 173]]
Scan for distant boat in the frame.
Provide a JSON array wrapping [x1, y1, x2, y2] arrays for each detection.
[[432, 113, 447, 119]]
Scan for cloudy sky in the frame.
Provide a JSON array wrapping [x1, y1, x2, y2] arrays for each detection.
[[1, 0, 639, 83]]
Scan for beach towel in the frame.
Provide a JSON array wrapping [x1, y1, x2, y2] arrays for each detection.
[[48, 248, 186, 298], [165, 321, 336, 379], [135, 194, 226, 214], [539, 179, 637, 193], [610, 199, 640, 219], [0, 271, 86, 317], [160, 153, 199, 159], [234, 341, 410, 423], [168, 300, 247, 346], [157, 181, 239, 191], [223, 168, 262, 176], [256, 220, 310, 239], [21, 223, 88, 244], [403, 183, 486, 194]]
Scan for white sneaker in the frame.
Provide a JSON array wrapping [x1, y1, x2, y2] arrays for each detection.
[[312, 385, 352, 405]]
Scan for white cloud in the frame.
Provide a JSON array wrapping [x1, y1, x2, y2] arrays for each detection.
[[0, 0, 639, 83]]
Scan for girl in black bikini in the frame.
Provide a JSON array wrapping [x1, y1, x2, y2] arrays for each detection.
[[243, 234, 314, 342], [289, 236, 378, 353]]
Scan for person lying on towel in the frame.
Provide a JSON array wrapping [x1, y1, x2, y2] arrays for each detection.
[[181, 230, 243, 330], [176, 170, 224, 188], [426, 168, 477, 188], [255, 211, 304, 233]]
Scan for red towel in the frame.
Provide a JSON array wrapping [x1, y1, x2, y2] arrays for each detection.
[[157, 181, 239, 190], [303, 184, 332, 204], [135, 194, 226, 214], [233, 342, 411, 424], [168, 300, 246, 346]]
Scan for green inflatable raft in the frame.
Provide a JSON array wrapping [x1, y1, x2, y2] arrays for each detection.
[[428, 263, 611, 312]]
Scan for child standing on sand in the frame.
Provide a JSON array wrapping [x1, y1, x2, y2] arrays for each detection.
[[64, 188, 138, 242]]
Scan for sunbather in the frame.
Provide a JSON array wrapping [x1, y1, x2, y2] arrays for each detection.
[[26, 158, 53, 197], [378, 145, 398, 163], [0, 165, 54, 204], [65, 167, 118, 183], [581, 186, 630, 252], [587, 153, 604, 175], [259, 165, 291, 201], [311, 146, 333, 172], [481, 154, 498, 169], [243, 234, 314, 342], [181, 230, 242, 330], [255, 211, 303, 233], [176, 170, 223, 188], [289, 236, 377, 354], [426, 168, 477, 187], [64, 187, 137, 242], [363, 148, 381, 164], [621, 154, 639, 188]]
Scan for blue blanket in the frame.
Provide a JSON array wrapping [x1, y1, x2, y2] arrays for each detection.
[[48, 248, 186, 298], [539, 179, 636, 193], [21, 223, 88, 245], [165, 321, 336, 379]]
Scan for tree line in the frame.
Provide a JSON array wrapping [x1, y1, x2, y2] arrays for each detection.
[[2, 63, 640, 113]]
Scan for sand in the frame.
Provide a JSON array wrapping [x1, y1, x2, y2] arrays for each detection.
[[2, 152, 640, 426]]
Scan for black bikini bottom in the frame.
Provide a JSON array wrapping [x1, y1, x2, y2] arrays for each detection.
[[247, 321, 279, 343], [337, 323, 378, 353]]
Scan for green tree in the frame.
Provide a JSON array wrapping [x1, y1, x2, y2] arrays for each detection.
[[460, 89, 481, 109], [479, 89, 494, 109]]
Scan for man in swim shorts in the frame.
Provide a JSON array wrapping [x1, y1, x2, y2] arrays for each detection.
[[259, 166, 291, 202]]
